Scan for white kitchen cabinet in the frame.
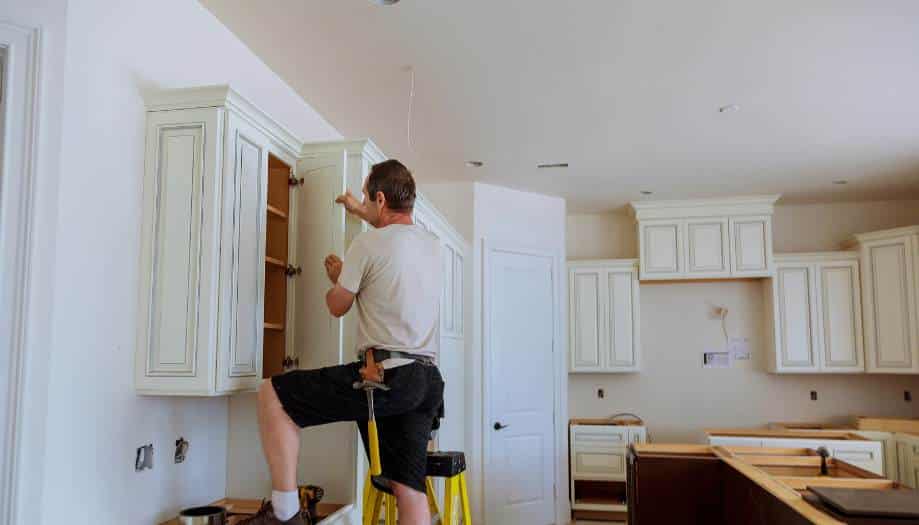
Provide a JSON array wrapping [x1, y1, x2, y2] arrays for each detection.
[[630, 196, 779, 281], [570, 423, 646, 513], [136, 87, 296, 395], [763, 253, 864, 374], [895, 433, 919, 488], [568, 260, 641, 373], [415, 196, 466, 340], [848, 226, 919, 374]]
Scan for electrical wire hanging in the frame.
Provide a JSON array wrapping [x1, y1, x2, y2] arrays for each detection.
[[406, 66, 415, 152]]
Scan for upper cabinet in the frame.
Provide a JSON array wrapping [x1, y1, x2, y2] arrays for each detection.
[[568, 260, 641, 373], [630, 196, 779, 281], [136, 86, 300, 395], [763, 252, 864, 374], [847, 226, 919, 374], [414, 195, 466, 340]]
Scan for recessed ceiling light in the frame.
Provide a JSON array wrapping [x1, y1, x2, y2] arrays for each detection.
[[465, 161, 484, 168], [372, 0, 400, 4], [833, 180, 848, 185], [640, 190, 653, 195], [718, 104, 741, 113], [537, 163, 569, 169]]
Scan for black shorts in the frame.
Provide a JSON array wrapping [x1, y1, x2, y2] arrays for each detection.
[[270, 361, 445, 494]]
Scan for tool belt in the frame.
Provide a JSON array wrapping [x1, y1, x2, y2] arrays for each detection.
[[360, 348, 436, 367]]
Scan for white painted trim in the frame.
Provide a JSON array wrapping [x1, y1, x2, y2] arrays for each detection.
[[481, 239, 567, 525], [775, 251, 859, 263], [848, 224, 919, 245], [300, 138, 385, 163], [629, 194, 781, 220], [0, 21, 41, 525], [567, 258, 638, 269]]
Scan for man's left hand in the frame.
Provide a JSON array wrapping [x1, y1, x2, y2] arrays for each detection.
[[324, 254, 342, 284]]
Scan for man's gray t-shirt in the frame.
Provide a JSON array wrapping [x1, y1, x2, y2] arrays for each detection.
[[338, 224, 442, 368]]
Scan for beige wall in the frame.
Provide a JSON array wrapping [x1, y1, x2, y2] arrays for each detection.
[[567, 200, 919, 443]]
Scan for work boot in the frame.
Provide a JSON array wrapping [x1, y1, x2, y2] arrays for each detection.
[[236, 500, 310, 525]]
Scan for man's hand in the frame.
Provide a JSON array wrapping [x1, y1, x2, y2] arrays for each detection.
[[335, 191, 367, 220], [324, 254, 342, 285]]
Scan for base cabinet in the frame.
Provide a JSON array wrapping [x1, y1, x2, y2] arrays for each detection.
[[896, 433, 919, 488], [570, 423, 646, 517], [708, 435, 884, 476]]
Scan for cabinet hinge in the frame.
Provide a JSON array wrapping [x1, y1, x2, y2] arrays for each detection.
[[282, 356, 300, 370], [285, 264, 302, 277], [288, 169, 304, 187]]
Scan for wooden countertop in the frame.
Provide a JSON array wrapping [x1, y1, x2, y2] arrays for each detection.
[[855, 416, 919, 436], [706, 427, 866, 440]]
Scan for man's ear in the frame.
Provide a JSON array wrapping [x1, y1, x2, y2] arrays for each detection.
[[375, 191, 386, 209]]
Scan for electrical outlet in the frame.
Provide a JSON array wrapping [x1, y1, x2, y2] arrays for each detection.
[[906, 391, 912, 402], [597, 388, 605, 399], [135, 444, 153, 471], [810, 391, 818, 401]]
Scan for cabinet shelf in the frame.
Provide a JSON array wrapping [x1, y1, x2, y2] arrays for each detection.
[[264, 322, 284, 331], [267, 204, 288, 220], [265, 256, 286, 269]]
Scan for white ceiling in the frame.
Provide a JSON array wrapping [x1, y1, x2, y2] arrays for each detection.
[[202, 0, 919, 212]]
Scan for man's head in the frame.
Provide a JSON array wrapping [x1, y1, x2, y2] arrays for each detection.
[[362, 159, 416, 228]]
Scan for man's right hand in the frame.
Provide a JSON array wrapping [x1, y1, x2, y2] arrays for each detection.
[[335, 191, 366, 219]]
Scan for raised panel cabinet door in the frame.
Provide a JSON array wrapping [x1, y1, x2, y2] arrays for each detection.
[[816, 261, 864, 372], [136, 107, 222, 395], [862, 237, 919, 372], [605, 269, 639, 370], [569, 269, 603, 371], [217, 112, 270, 393], [775, 265, 819, 371], [454, 251, 464, 337], [729, 216, 772, 276], [685, 218, 730, 277], [639, 220, 683, 279], [441, 242, 456, 336], [896, 436, 919, 488]]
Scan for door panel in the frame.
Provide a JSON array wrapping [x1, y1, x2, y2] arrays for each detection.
[[606, 271, 636, 368], [866, 241, 915, 370], [640, 221, 682, 278], [570, 270, 602, 370], [486, 246, 556, 525], [730, 216, 771, 276], [217, 113, 268, 392], [818, 262, 863, 371], [686, 219, 729, 276], [776, 266, 818, 369]]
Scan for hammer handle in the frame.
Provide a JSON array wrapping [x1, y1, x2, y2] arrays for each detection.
[[368, 419, 382, 476]]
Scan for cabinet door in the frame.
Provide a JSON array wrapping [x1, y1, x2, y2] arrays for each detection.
[[454, 251, 464, 337], [831, 442, 884, 476], [605, 269, 639, 371], [862, 236, 919, 373], [639, 220, 683, 279], [136, 108, 222, 395], [570, 269, 604, 371], [685, 218, 730, 278], [816, 261, 864, 372], [729, 216, 772, 276], [897, 437, 919, 488], [774, 265, 819, 371], [217, 112, 269, 393], [441, 242, 456, 337]]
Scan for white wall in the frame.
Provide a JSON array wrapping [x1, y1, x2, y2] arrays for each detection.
[[567, 200, 919, 444], [27, 1, 340, 523]]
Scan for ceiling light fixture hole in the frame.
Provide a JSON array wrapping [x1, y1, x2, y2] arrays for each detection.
[[465, 161, 484, 168]]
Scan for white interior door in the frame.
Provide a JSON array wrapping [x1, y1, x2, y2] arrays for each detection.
[[485, 243, 557, 525]]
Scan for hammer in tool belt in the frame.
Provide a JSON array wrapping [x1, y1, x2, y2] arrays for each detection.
[[353, 350, 390, 477]]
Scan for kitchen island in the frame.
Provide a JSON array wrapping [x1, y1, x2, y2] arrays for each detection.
[[628, 444, 916, 525]]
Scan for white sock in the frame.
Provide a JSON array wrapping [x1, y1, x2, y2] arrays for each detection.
[[271, 489, 300, 521]]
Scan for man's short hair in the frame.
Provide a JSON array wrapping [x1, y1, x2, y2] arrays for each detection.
[[367, 159, 416, 211]]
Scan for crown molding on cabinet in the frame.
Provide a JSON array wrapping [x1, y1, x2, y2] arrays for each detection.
[[144, 85, 303, 160], [629, 195, 781, 221], [846, 225, 919, 247], [774, 251, 859, 263]]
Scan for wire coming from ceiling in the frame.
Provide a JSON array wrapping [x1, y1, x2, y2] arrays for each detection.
[[406, 66, 415, 151]]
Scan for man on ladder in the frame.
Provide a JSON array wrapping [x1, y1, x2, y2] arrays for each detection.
[[241, 160, 445, 525]]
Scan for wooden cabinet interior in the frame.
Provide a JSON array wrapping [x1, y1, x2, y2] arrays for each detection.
[[264, 153, 291, 378]]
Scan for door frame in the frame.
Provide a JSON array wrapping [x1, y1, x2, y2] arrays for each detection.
[[0, 21, 42, 525], [481, 239, 568, 524]]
